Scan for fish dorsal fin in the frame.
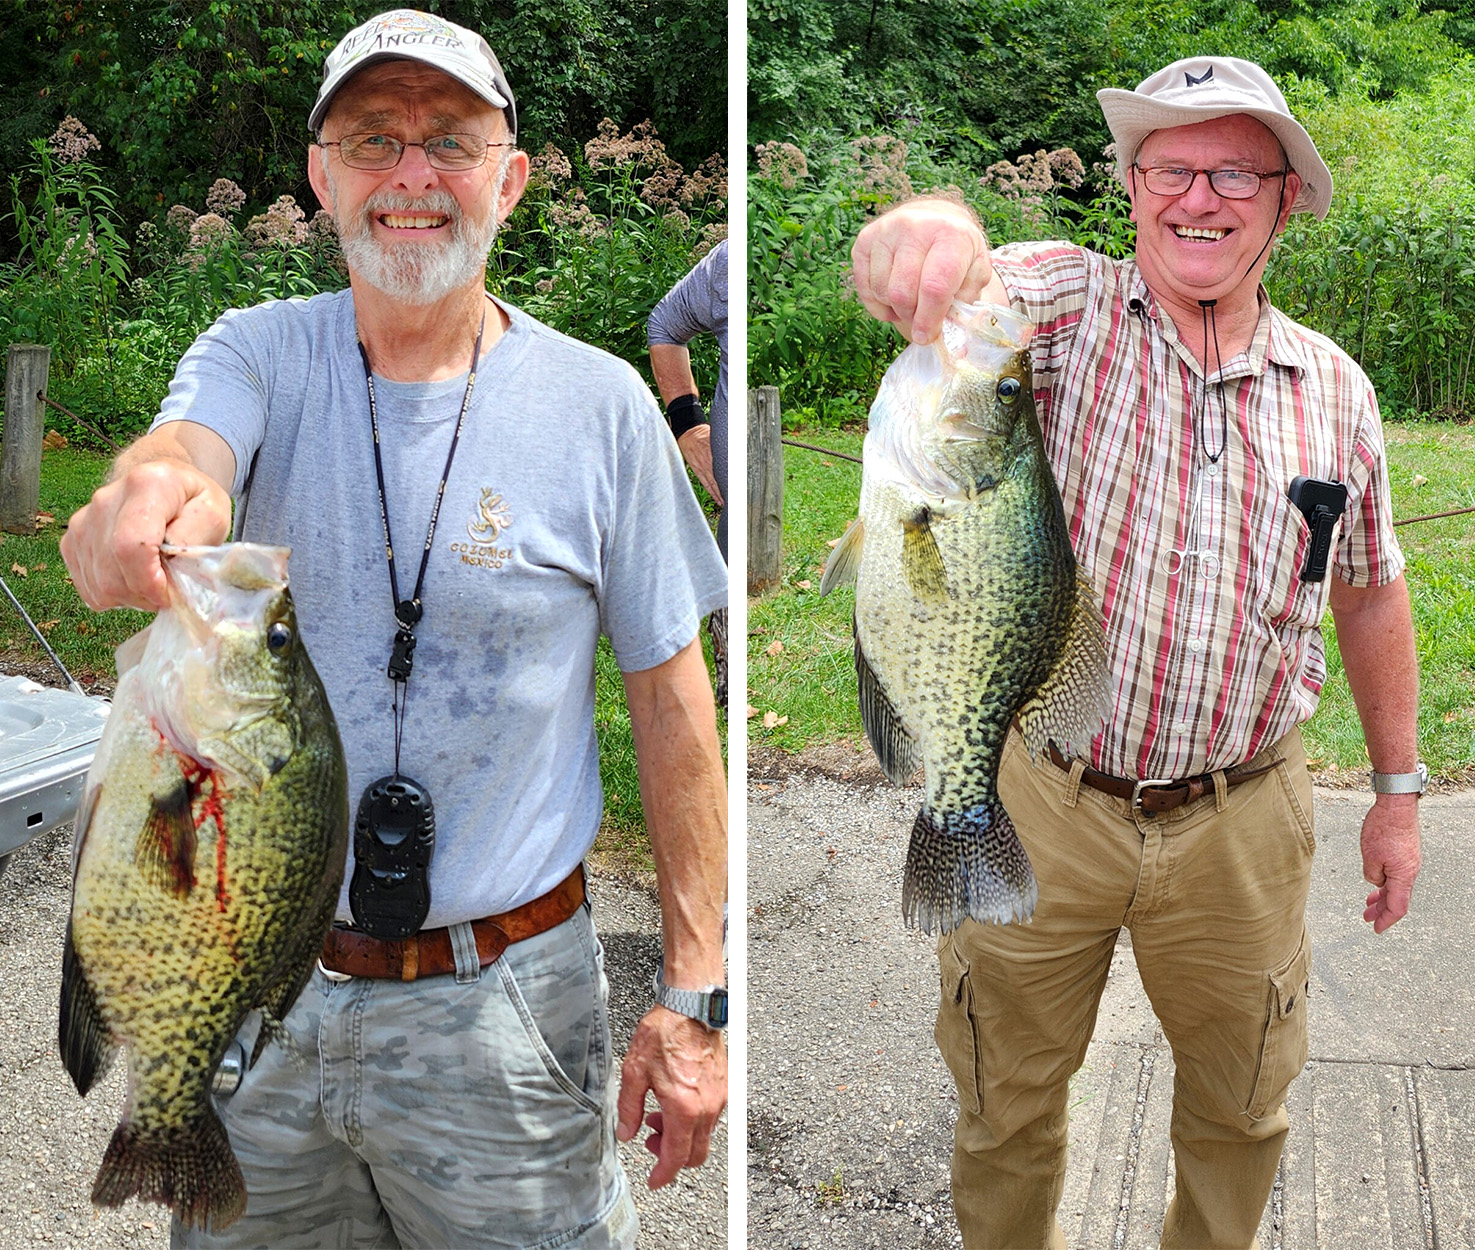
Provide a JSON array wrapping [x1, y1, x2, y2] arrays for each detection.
[[59, 919, 117, 1096], [819, 518, 865, 596], [1016, 568, 1110, 760], [901, 508, 949, 606], [856, 627, 922, 787], [134, 778, 198, 898]]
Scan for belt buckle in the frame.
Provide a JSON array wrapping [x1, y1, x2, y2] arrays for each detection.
[[1131, 777, 1178, 811], [316, 958, 354, 982]]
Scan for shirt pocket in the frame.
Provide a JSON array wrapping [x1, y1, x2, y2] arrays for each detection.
[[1248, 488, 1332, 634]]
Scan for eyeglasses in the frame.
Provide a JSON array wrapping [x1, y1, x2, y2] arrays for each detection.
[[1133, 165, 1289, 200], [320, 132, 515, 171]]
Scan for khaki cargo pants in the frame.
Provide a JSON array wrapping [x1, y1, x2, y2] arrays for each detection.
[[935, 728, 1315, 1250]]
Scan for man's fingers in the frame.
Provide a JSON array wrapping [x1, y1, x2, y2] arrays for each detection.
[[643, 1107, 707, 1190], [614, 1054, 650, 1143]]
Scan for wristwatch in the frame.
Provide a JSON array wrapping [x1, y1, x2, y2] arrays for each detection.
[[1371, 763, 1428, 795], [652, 968, 728, 1030]]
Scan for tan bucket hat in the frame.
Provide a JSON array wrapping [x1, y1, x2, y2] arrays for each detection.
[[1097, 57, 1332, 219]]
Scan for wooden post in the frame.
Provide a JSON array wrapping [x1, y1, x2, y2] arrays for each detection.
[[1, 345, 50, 536], [748, 385, 783, 595]]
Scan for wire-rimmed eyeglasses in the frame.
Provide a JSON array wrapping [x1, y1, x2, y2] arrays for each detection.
[[1132, 165, 1288, 200], [320, 132, 515, 172]]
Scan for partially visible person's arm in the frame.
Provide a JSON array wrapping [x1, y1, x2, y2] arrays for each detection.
[[648, 343, 720, 504], [614, 638, 727, 1188], [1329, 573, 1422, 933], [61, 422, 235, 611], [852, 198, 1010, 343]]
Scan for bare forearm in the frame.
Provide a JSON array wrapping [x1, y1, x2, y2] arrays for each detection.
[[649, 343, 700, 408], [109, 422, 236, 493], [623, 639, 727, 987], [1330, 574, 1419, 772]]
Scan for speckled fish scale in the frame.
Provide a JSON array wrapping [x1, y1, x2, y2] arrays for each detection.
[[60, 544, 349, 1231], [823, 303, 1108, 935]]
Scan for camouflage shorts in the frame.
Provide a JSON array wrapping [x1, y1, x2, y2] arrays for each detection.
[[173, 904, 637, 1249]]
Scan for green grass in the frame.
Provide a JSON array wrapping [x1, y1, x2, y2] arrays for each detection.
[[0, 446, 717, 869], [749, 421, 1475, 781]]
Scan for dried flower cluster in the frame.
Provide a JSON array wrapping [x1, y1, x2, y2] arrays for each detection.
[[205, 178, 247, 219], [245, 195, 309, 250], [681, 154, 727, 207], [691, 220, 727, 260], [527, 143, 573, 192], [584, 118, 668, 172], [165, 204, 199, 235], [48, 116, 101, 164], [546, 188, 602, 238], [981, 147, 1086, 228], [187, 212, 234, 255], [753, 141, 808, 191], [848, 135, 912, 204]]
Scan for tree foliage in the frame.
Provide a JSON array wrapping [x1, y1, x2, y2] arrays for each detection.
[[1, 0, 725, 246]]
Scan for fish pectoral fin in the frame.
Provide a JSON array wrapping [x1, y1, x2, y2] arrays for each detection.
[[855, 628, 921, 788], [1016, 568, 1111, 760], [135, 780, 198, 898], [901, 508, 949, 606], [819, 518, 865, 596], [59, 921, 117, 1096]]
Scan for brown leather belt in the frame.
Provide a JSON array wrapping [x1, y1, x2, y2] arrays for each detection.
[[1044, 743, 1279, 814], [319, 865, 586, 981]]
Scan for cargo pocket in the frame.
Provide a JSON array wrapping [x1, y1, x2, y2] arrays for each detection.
[[1245, 927, 1312, 1121], [934, 936, 982, 1117]]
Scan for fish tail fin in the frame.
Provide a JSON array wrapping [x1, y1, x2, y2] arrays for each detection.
[[902, 801, 1037, 934], [92, 1110, 245, 1231]]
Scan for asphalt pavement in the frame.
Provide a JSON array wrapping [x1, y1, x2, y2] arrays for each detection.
[[0, 825, 726, 1249], [748, 742, 1475, 1250]]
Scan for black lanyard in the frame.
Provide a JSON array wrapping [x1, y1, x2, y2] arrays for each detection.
[[357, 307, 486, 773]]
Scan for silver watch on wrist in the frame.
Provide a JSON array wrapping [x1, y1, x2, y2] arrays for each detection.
[[1371, 762, 1428, 795], [652, 968, 728, 1030]]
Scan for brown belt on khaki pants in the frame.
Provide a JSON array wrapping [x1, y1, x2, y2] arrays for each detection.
[[319, 864, 586, 981], [1043, 742, 1279, 814]]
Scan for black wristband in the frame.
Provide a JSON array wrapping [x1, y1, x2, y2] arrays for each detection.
[[665, 393, 707, 440]]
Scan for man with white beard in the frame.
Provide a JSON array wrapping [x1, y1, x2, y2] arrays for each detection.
[[60, 10, 728, 1248]]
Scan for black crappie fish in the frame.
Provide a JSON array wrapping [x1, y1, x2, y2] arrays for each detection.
[[822, 302, 1108, 933], [60, 543, 348, 1230]]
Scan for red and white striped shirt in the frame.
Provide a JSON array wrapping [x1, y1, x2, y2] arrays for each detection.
[[994, 241, 1404, 779]]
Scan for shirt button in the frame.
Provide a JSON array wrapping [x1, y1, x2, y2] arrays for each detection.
[[1174, 722, 1189, 734], [1188, 638, 1204, 653], [1206, 463, 1220, 477]]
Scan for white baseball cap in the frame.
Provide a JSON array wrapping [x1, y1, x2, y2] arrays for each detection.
[[1097, 57, 1332, 219], [309, 9, 516, 138]]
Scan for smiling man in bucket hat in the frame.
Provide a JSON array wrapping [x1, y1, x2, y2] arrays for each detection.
[[61, 9, 727, 1248], [852, 57, 1420, 1249]]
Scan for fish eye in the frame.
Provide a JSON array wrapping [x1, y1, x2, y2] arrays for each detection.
[[996, 377, 1021, 403], [266, 622, 293, 656]]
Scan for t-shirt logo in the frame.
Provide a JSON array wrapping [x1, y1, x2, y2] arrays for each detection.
[[1185, 66, 1214, 87], [468, 488, 513, 541], [450, 487, 515, 571]]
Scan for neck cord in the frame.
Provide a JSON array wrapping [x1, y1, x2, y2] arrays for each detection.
[[357, 308, 487, 774], [1197, 299, 1228, 465]]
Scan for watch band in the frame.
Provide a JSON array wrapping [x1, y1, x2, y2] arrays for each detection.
[[652, 970, 728, 1029], [1372, 762, 1428, 795]]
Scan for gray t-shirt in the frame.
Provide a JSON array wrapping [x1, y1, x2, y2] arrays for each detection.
[[153, 289, 726, 924]]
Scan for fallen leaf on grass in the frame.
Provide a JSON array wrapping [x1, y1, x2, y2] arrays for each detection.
[[746, 705, 759, 720], [825, 537, 840, 548], [9, 564, 25, 577], [76, 621, 93, 635], [765, 640, 784, 657], [761, 711, 789, 729], [36, 620, 58, 632], [1412, 474, 1429, 487], [31, 563, 45, 572], [795, 579, 812, 590], [35, 511, 54, 526]]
